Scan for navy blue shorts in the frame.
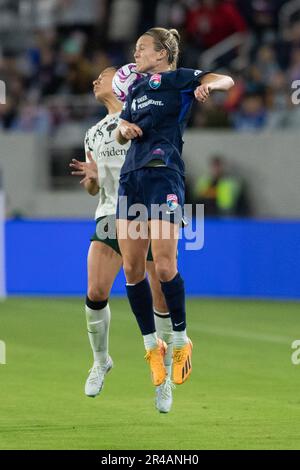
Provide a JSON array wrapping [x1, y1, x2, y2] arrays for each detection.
[[117, 167, 185, 223]]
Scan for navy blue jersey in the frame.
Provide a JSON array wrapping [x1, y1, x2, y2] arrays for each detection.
[[119, 67, 209, 176]]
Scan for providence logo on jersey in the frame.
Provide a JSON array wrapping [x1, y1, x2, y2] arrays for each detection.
[[149, 74, 162, 89], [99, 147, 127, 158]]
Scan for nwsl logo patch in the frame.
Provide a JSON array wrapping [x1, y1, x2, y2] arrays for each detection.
[[167, 194, 178, 212], [149, 74, 162, 89]]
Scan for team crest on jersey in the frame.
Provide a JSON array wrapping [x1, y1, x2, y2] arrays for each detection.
[[167, 194, 178, 211], [149, 74, 162, 89]]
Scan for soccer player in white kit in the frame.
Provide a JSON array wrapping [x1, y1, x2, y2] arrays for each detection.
[[70, 67, 174, 413]]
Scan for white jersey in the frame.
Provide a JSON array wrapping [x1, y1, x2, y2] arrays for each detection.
[[84, 112, 130, 219]]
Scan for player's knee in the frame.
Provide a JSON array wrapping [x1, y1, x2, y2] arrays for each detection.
[[154, 258, 176, 282], [87, 285, 109, 302], [123, 261, 145, 284]]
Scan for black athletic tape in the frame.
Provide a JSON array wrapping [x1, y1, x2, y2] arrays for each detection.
[[154, 311, 171, 319], [86, 296, 108, 310]]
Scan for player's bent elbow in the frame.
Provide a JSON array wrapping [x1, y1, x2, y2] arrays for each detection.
[[221, 76, 234, 90], [227, 76, 235, 89], [84, 181, 99, 196], [89, 187, 100, 196], [217, 75, 235, 91]]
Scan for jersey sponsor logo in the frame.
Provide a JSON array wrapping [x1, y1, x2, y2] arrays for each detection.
[[137, 95, 148, 103], [132, 98, 137, 111], [149, 73, 162, 89], [99, 148, 127, 158], [166, 194, 178, 212], [131, 95, 164, 111]]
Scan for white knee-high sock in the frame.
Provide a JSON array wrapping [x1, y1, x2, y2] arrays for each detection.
[[173, 329, 189, 348], [85, 303, 111, 365], [154, 309, 173, 377], [143, 332, 158, 350]]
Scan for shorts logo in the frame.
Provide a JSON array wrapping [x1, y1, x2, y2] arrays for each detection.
[[167, 194, 178, 212], [149, 74, 162, 89], [152, 148, 165, 156]]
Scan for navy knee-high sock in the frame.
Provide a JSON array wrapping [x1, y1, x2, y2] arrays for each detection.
[[160, 272, 186, 332], [126, 278, 155, 335]]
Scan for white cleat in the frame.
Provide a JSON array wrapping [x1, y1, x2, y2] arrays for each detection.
[[155, 376, 175, 413], [85, 356, 113, 397]]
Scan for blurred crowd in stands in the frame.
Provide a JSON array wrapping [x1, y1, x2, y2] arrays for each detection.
[[0, 0, 300, 134]]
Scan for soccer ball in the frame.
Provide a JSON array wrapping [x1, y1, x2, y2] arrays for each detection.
[[112, 63, 145, 103]]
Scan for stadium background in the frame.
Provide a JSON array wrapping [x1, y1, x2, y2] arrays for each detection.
[[1, 0, 300, 451]]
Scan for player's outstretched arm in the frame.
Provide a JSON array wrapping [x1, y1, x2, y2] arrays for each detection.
[[194, 73, 234, 103], [116, 119, 143, 145], [69, 151, 99, 196]]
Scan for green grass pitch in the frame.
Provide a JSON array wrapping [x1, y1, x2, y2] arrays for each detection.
[[0, 297, 300, 450]]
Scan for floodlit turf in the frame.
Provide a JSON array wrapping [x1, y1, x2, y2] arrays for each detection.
[[0, 297, 300, 450]]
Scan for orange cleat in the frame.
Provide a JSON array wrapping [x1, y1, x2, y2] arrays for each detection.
[[172, 339, 193, 385], [144, 339, 167, 386]]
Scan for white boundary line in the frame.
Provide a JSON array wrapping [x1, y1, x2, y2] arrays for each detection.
[[0, 189, 6, 299]]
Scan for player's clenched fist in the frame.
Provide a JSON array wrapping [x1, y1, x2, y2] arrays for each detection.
[[119, 120, 143, 140], [194, 83, 211, 103]]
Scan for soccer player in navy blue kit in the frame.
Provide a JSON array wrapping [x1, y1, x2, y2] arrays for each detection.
[[116, 28, 234, 390]]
